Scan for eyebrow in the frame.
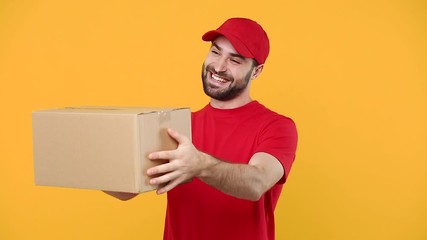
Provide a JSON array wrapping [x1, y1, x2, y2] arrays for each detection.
[[212, 42, 246, 60]]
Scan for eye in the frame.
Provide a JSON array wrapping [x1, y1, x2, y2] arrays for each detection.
[[211, 49, 220, 55], [230, 58, 242, 64]]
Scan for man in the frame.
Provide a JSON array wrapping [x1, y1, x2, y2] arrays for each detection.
[[108, 18, 298, 240]]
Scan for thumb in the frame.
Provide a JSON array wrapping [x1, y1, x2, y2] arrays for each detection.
[[167, 128, 188, 145]]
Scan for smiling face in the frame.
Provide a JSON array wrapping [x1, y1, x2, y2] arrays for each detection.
[[201, 36, 262, 103]]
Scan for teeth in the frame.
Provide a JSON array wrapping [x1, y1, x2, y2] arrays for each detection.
[[212, 74, 227, 83]]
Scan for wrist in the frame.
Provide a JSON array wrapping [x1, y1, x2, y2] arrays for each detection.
[[197, 151, 219, 178]]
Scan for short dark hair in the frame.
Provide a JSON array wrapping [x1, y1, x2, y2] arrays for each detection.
[[252, 59, 259, 67]]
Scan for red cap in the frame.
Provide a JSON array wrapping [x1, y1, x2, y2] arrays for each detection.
[[202, 18, 270, 64]]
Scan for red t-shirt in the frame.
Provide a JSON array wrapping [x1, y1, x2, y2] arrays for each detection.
[[163, 101, 298, 240]]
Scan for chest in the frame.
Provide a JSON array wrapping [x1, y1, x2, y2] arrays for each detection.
[[192, 115, 263, 163]]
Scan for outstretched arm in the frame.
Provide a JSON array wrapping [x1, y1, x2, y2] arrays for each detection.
[[198, 152, 283, 201], [147, 128, 284, 201]]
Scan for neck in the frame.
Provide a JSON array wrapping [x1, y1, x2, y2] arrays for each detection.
[[210, 96, 253, 109]]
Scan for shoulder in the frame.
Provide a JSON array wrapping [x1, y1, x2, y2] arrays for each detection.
[[253, 102, 297, 130], [191, 104, 210, 119]]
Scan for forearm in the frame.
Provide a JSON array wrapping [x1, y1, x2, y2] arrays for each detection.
[[198, 153, 270, 201]]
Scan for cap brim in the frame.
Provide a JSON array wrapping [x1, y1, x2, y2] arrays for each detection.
[[202, 30, 254, 59], [202, 30, 222, 41]]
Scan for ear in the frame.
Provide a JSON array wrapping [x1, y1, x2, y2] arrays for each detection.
[[251, 64, 264, 80]]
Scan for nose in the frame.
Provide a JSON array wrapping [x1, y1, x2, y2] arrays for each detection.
[[214, 57, 227, 73]]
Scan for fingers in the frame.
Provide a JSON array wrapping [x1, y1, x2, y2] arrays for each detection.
[[146, 128, 193, 194], [147, 160, 183, 185], [148, 150, 174, 161], [148, 128, 188, 161], [147, 161, 192, 194], [156, 175, 188, 194], [148, 167, 188, 194], [147, 161, 174, 176], [149, 169, 181, 186], [157, 178, 181, 194]]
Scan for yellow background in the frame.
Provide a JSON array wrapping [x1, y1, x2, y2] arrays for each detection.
[[1, 0, 426, 239]]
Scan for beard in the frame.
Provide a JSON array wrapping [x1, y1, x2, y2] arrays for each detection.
[[201, 63, 253, 101]]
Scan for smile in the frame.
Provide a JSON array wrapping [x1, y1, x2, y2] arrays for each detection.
[[211, 73, 228, 83]]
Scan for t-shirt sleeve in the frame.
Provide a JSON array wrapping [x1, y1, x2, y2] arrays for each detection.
[[255, 116, 298, 184]]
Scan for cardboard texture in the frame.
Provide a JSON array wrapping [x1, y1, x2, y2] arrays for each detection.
[[32, 107, 191, 193]]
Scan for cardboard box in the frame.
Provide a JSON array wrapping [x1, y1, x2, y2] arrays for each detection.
[[32, 106, 191, 193]]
